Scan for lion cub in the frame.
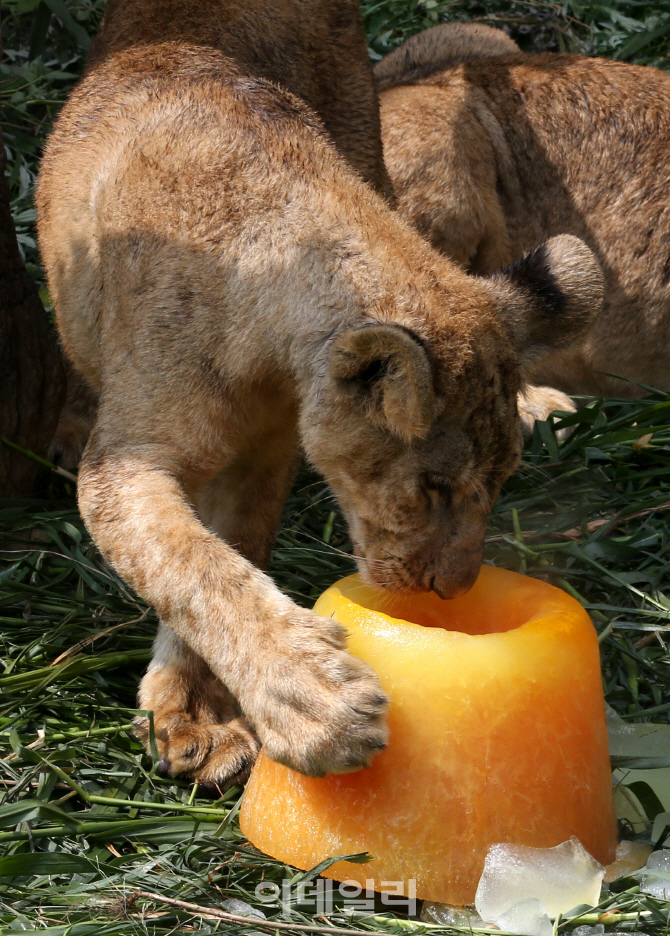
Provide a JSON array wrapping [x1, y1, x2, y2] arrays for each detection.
[[38, 2, 602, 789], [377, 23, 670, 408]]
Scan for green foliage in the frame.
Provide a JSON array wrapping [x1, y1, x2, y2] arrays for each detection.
[[1, 0, 104, 279], [363, 0, 670, 64], [488, 394, 670, 720]]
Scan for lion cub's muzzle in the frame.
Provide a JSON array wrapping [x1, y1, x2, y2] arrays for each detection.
[[429, 551, 482, 599], [358, 529, 485, 600]]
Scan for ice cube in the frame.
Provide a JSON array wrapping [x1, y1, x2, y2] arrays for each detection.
[[475, 838, 605, 921], [640, 848, 670, 899], [646, 848, 670, 872], [420, 903, 485, 927], [495, 898, 553, 936], [603, 840, 653, 882], [223, 898, 267, 920], [572, 926, 604, 935]]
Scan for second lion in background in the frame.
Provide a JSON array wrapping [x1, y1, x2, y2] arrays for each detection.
[[377, 23, 670, 425]]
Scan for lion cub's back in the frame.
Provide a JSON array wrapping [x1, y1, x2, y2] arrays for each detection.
[[381, 51, 670, 273], [374, 21, 520, 89], [37, 43, 335, 387]]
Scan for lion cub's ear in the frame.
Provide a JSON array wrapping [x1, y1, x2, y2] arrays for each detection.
[[329, 324, 435, 439], [488, 234, 604, 363]]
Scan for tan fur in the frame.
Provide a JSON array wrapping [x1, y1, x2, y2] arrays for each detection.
[[50, 361, 98, 469], [377, 24, 670, 403], [518, 385, 575, 439], [134, 627, 260, 790], [374, 22, 519, 88], [37, 2, 602, 787]]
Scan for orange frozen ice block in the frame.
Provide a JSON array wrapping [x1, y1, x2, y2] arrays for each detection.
[[240, 566, 617, 906]]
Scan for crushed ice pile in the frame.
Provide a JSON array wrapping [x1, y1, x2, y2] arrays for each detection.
[[494, 898, 553, 936], [421, 903, 486, 928], [423, 706, 670, 935], [422, 841, 670, 935], [472, 838, 604, 934]]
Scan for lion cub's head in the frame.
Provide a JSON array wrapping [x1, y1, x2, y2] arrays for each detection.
[[302, 235, 602, 598]]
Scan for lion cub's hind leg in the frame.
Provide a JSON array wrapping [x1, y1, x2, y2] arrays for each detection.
[[135, 625, 260, 794], [379, 83, 512, 273]]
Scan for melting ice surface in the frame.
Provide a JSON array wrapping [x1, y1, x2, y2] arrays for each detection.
[[495, 898, 553, 936], [641, 848, 670, 899], [422, 896, 554, 936], [604, 840, 652, 882], [420, 903, 485, 927], [475, 838, 605, 922]]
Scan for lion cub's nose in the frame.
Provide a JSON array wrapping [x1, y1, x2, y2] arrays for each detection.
[[156, 758, 172, 777], [431, 566, 480, 600], [430, 576, 448, 599]]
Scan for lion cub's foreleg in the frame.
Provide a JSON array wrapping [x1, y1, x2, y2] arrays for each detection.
[[134, 444, 297, 789], [80, 405, 388, 786]]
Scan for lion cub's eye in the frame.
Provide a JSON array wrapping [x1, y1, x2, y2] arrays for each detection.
[[423, 474, 453, 506]]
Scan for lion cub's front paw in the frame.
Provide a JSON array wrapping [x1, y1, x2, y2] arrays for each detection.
[[247, 608, 389, 777]]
